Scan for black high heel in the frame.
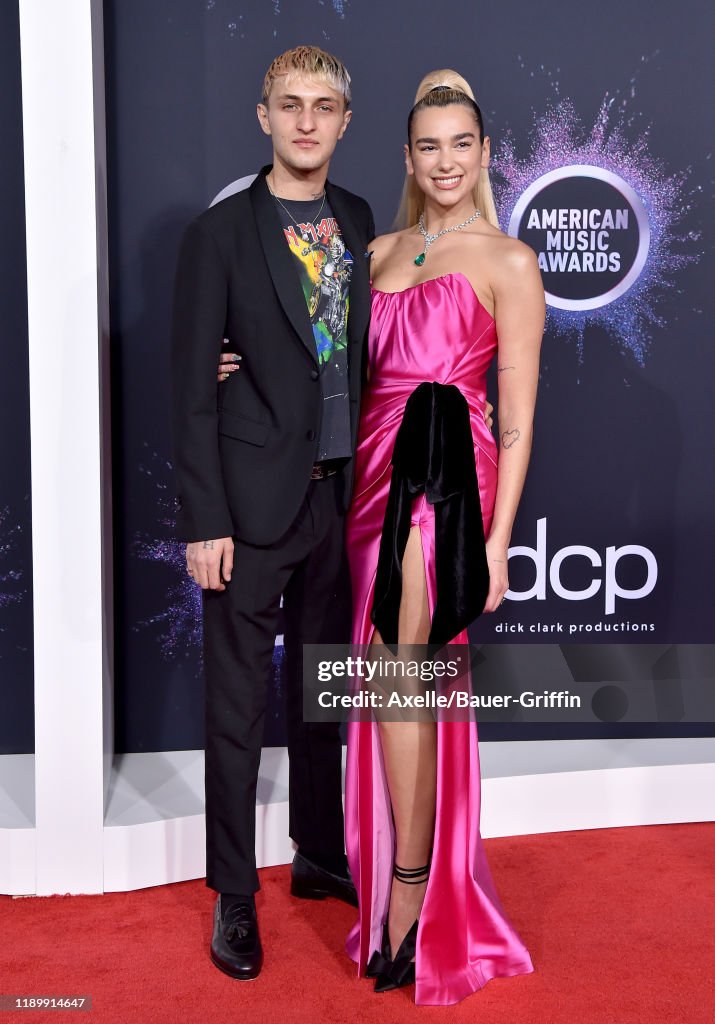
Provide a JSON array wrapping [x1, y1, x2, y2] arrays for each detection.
[[373, 918, 418, 992], [369, 858, 431, 993]]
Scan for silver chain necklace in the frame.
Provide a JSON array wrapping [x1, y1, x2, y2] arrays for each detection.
[[415, 208, 481, 266], [267, 178, 327, 243]]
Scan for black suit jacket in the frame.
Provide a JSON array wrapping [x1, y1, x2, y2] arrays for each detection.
[[170, 165, 375, 545]]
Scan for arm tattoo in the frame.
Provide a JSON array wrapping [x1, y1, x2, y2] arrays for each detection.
[[498, 365, 515, 373], [501, 428, 521, 449], [202, 540, 215, 549]]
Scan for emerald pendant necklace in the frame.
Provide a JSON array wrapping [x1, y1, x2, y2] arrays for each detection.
[[414, 208, 481, 266]]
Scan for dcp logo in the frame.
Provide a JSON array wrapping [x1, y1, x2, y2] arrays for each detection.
[[506, 518, 657, 614], [509, 165, 650, 311]]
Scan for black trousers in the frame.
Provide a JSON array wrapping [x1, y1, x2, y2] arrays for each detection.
[[202, 472, 350, 894]]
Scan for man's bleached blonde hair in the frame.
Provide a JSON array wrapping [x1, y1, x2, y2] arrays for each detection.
[[262, 45, 352, 107]]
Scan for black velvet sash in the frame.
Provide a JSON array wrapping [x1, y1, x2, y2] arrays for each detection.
[[370, 381, 490, 650]]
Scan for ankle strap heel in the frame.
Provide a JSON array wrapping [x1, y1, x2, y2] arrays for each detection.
[[368, 856, 432, 992], [393, 856, 431, 885]]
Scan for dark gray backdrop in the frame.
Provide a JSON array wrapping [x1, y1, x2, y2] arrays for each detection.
[[0, 0, 33, 755], [101, 0, 714, 751]]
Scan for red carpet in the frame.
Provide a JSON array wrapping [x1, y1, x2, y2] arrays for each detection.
[[2, 823, 713, 1023]]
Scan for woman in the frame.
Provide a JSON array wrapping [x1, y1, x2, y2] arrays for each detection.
[[219, 70, 544, 1005], [342, 70, 543, 1006]]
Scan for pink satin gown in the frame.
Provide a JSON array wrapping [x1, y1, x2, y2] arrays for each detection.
[[344, 272, 534, 1005]]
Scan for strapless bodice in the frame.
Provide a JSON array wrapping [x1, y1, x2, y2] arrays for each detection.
[[357, 272, 498, 481], [367, 271, 497, 402]]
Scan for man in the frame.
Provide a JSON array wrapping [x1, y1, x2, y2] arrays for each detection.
[[170, 46, 374, 980]]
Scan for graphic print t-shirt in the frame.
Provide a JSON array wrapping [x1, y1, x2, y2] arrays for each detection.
[[272, 195, 352, 461]]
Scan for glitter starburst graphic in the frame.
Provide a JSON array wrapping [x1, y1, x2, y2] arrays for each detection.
[[207, 0, 349, 37], [492, 96, 701, 363], [0, 505, 25, 609], [132, 444, 203, 663], [0, 504, 26, 656]]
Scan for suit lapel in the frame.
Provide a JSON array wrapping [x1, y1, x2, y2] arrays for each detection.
[[250, 166, 318, 365]]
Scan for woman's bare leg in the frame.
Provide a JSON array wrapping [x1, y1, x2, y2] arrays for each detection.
[[371, 525, 436, 957]]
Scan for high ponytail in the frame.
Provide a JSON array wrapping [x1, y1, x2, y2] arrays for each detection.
[[394, 69, 499, 231]]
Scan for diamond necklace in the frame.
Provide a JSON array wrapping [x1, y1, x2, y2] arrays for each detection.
[[267, 177, 327, 243], [414, 208, 481, 266]]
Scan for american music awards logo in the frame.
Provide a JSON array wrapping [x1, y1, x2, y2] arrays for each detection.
[[509, 165, 650, 311], [493, 98, 699, 362]]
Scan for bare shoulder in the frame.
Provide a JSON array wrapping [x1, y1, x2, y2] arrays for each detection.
[[484, 232, 545, 332], [456, 224, 541, 307], [488, 232, 540, 283]]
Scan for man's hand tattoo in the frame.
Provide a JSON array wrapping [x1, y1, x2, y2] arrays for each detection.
[[502, 428, 521, 449], [202, 540, 215, 549]]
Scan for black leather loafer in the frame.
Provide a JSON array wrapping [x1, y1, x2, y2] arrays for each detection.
[[290, 850, 358, 907], [209, 895, 263, 980]]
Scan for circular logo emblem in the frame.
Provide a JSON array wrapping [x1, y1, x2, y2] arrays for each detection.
[[508, 165, 650, 311]]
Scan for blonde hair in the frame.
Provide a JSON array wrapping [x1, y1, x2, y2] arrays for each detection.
[[394, 69, 499, 230], [262, 45, 351, 107]]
